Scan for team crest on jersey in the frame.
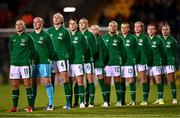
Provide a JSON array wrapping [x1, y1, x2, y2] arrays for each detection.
[[139, 39, 143, 43], [126, 40, 130, 43], [74, 37, 78, 40], [167, 41, 171, 45], [125, 40, 130, 46], [50, 34, 53, 37], [105, 39, 109, 42], [113, 39, 117, 46], [152, 41, 156, 45], [166, 41, 171, 48], [20, 38, 26, 46], [152, 41, 156, 48], [21, 39, 26, 43], [59, 33, 63, 36], [39, 36, 43, 40]]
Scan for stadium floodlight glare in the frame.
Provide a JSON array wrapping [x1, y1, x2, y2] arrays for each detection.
[[63, 7, 76, 12]]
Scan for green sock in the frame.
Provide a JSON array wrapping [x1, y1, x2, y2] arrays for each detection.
[[12, 89, 19, 107], [106, 84, 111, 104], [114, 82, 122, 102], [26, 88, 33, 107], [89, 83, 95, 105], [78, 85, 85, 103], [170, 82, 177, 99], [85, 79, 89, 104], [142, 82, 148, 101], [130, 83, 136, 102], [32, 84, 37, 108], [98, 79, 108, 102], [147, 81, 150, 100], [63, 82, 71, 105], [122, 80, 126, 105], [69, 79, 73, 106], [74, 83, 79, 105], [157, 83, 163, 99]]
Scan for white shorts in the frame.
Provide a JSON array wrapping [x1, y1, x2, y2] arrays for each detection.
[[148, 66, 162, 76], [69, 64, 84, 77], [105, 66, 121, 77], [51, 60, 69, 73], [136, 64, 147, 72], [94, 68, 104, 76], [9, 65, 31, 79], [84, 63, 94, 74], [166, 65, 175, 74], [162, 66, 166, 74], [121, 66, 136, 78]]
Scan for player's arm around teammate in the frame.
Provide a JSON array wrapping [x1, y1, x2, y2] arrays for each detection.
[[7, 20, 34, 112], [30, 17, 55, 110], [47, 13, 72, 109], [161, 24, 177, 104], [90, 25, 109, 107], [102, 21, 125, 107], [68, 19, 88, 108], [120, 22, 139, 106], [147, 23, 165, 105], [134, 21, 150, 105], [79, 18, 97, 107]]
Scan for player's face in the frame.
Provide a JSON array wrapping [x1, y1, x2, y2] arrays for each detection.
[[53, 14, 63, 25], [15, 20, 25, 33], [90, 26, 99, 35], [162, 26, 170, 37], [79, 19, 88, 31], [69, 20, 78, 32], [108, 22, 117, 34], [33, 18, 42, 30], [121, 24, 130, 35], [147, 26, 156, 36], [134, 23, 142, 34]]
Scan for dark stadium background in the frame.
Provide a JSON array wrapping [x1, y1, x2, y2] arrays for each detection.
[[0, 0, 179, 84]]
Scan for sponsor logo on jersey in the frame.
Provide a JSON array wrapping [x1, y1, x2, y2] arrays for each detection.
[[126, 40, 130, 46], [113, 39, 117, 46], [20, 39, 26, 46], [152, 41, 156, 48], [73, 37, 78, 43]]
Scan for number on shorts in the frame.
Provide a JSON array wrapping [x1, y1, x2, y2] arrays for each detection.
[[115, 67, 120, 72], [128, 68, 133, 74], [24, 68, 29, 76], [79, 65, 83, 72]]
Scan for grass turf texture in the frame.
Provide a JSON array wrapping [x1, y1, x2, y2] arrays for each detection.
[[0, 83, 180, 117]]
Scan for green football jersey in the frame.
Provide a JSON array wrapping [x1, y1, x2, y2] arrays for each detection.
[[160, 35, 177, 66], [94, 35, 109, 68], [47, 26, 72, 61], [9, 32, 35, 66], [30, 30, 55, 64], [69, 31, 88, 64], [120, 33, 139, 66], [102, 33, 125, 66], [147, 35, 165, 66], [82, 30, 97, 63], [133, 33, 151, 64]]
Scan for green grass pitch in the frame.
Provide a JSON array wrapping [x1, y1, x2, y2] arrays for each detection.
[[0, 83, 180, 117]]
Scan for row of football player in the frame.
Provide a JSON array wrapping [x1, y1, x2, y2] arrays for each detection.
[[7, 12, 177, 112]]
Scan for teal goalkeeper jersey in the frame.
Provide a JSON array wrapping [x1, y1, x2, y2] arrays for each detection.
[[133, 33, 151, 65], [160, 35, 177, 66], [94, 35, 109, 68], [9, 32, 35, 66], [30, 30, 55, 64], [102, 33, 125, 66], [47, 26, 72, 61], [148, 35, 165, 67], [120, 33, 139, 66], [82, 30, 97, 63], [69, 31, 88, 64]]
